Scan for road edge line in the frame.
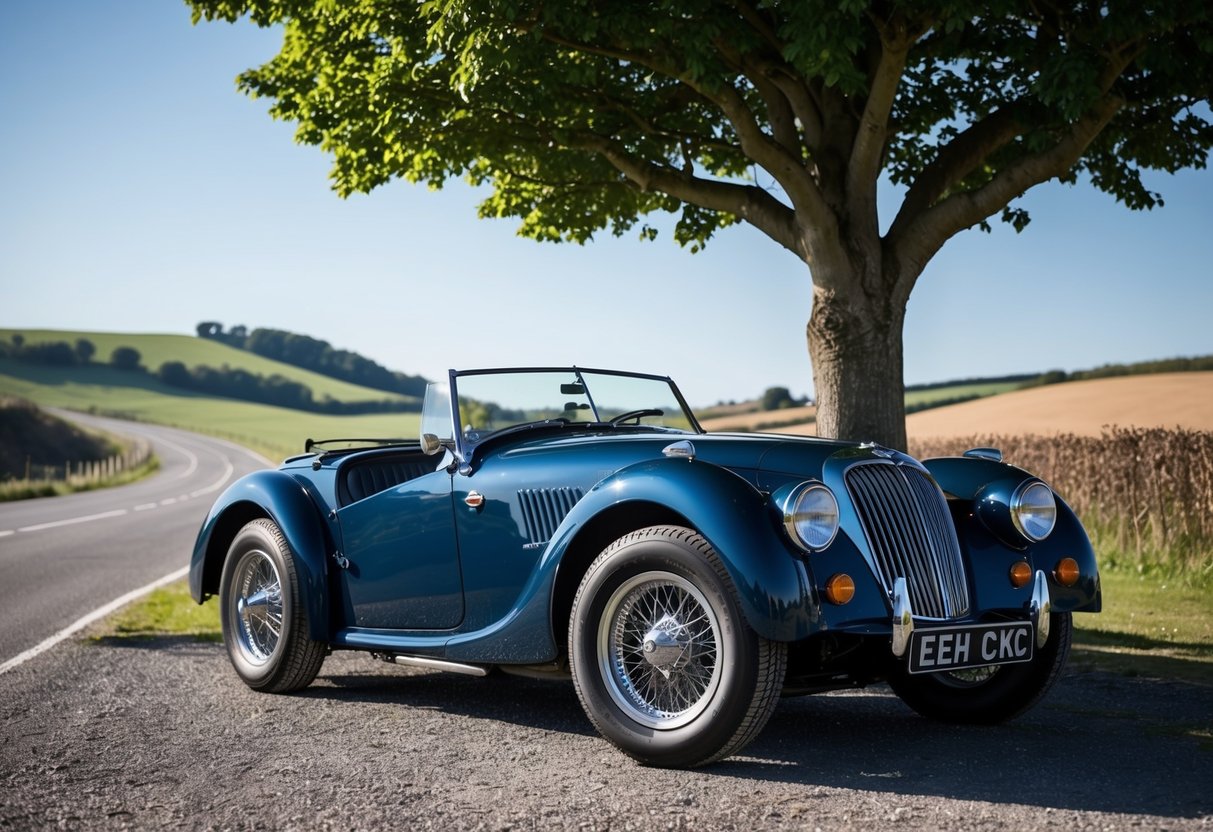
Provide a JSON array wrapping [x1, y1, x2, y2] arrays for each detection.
[[0, 565, 190, 675]]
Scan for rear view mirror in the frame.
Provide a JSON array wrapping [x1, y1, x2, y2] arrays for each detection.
[[560, 383, 585, 395]]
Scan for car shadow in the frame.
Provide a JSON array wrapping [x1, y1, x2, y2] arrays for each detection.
[[304, 658, 1210, 819]]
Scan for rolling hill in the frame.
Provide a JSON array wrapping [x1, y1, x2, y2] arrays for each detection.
[[0, 329, 426, 459], [0, 329, 418, 407]]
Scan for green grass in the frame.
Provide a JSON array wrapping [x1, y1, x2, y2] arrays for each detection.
[[0, 329, 417, 406], [903, 380, 1023, 409], [94, 581, 221, 642], [1072, 567, 1213, 686], [0, 359, 420, 460]]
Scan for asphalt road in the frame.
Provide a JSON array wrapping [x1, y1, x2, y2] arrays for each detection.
[[0, 637, 1209, 830], [0, 413, 268, 665]]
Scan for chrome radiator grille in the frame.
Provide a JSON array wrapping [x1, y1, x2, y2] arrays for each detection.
[[844, 463, 970, 620]]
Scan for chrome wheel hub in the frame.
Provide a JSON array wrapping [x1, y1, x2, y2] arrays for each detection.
[[230, 550, 283, 666], [598, 572, 722, 730]]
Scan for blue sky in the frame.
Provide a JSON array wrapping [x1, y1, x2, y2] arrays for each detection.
[[1, 1, 1210, 406]]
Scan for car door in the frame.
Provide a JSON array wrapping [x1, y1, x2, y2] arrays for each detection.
[[334, 464, 464, 630]]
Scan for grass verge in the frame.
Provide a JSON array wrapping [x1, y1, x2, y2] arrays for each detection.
[[95, 570, 1211, 688], [93, 580, 221, 642], [1071, 567, 1213, 686], [0, 456, 160, 502]]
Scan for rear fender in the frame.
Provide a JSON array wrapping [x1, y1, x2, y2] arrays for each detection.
[[189, 470, 334, 640]]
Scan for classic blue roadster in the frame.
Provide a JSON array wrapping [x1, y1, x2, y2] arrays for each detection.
[[191, 367, 1101, 767]]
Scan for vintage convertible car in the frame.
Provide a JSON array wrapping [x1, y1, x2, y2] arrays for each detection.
[[190, 367, 1100, 767]]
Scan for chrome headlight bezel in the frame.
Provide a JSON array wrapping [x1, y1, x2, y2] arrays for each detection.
[[1010, 480, 1057, 542], [781, 481, 840, 552]]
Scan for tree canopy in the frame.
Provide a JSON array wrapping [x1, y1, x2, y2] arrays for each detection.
[[189, 0, 1213, 447]]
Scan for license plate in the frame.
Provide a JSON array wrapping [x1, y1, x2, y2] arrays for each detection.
[[907, 621, 1034, 675]]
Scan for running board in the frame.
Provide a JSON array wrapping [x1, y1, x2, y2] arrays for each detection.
[[385, 654, 490, 677]]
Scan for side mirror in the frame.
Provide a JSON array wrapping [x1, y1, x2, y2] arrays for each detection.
[[420, 433, 445, 456]]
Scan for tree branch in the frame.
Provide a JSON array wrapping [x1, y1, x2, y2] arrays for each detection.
[[846, 31, 910, 242], [890, 94, 1124, 303], [576, 133, 804, 258]]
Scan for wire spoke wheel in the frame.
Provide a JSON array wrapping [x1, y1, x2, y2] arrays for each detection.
[[598, 571, 722, 730], [219, 519, 326, 692], [230, 549, 284, 666]]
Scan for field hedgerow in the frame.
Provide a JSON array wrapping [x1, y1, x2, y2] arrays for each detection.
[[911, 427, 1213, 584]]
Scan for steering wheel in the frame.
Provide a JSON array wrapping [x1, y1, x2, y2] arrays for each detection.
[[608, 408, 664, 425]]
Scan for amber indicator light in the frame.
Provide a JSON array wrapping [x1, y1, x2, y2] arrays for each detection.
[[1054, 557, 1081, 587], [825, 573, 855, 605], [1009, 561, 1033, 588]]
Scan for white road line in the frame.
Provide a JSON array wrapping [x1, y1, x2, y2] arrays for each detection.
[[18, 509, 129, 533], [153, 435, 200, 481], [159, 498, 178, 506], [188, 454, 235, 499], [0, 566, 190, 676], [134, 503, 158, 512], [0, 530, 13, 538]]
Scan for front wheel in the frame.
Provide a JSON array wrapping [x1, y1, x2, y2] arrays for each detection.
[[887, 612, 1072, 724], [219, 518, 326, 693], [569, 526, 786, 768]]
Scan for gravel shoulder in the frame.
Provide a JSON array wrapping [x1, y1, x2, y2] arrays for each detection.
[[2, 636, 1210, 830]]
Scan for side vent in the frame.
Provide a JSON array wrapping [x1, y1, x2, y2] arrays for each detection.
[[517, 488, 584, 548]]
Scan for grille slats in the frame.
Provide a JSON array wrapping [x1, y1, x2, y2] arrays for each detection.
[[845, 463, 970, 620], [518, 488, 584, 546]]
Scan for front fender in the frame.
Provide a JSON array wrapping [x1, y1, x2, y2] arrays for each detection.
[[549, 456, 817, 642], [924, 456, 1101, 613], [189, 469, 334, 640]]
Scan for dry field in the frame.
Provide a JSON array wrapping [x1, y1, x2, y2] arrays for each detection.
[[698, 404, 817, 433], [702, 373, 1213, 440], [906, 372, 1213, 439]]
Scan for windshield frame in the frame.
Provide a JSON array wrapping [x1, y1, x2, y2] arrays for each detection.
[[442, 366, 702, 459]]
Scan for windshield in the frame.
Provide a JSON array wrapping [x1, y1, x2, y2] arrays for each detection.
[[445, 369, 698, 448]]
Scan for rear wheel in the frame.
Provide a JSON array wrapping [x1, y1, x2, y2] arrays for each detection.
[[888, 612, 1072, 724], [219, 518, 326, 693], [569, 526, 786, 768]]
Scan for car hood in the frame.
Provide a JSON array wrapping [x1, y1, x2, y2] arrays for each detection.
[[492, 430, 875, 479]]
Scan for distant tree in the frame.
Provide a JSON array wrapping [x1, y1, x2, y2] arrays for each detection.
[[157, 360, 193, 387], [74, 338, 96, 365], [110, 346, 143, 371], [197, 322, 224, 338], [10, 334, 24, 352], [22, 341, 77, 366], [761, 386, 796, 411]]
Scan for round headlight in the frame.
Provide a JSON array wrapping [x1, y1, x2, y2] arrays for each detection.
[[783, 482, 840, 551], [1011, 480, 1056, 542]]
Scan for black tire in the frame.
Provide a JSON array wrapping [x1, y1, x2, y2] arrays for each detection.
[[887, 612, 1073, 724], [569, 525, 787, 768], [219, 518, 326, 693]]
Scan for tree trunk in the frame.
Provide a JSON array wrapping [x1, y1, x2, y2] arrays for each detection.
[[807, 283, 908, 451]]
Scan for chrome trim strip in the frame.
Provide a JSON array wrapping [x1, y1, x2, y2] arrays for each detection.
[[390, 655, 490, 677]]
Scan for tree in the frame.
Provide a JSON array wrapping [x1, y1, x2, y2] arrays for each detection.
[[761, 386, 795, 411], [74, 338, 96, 365], [189, 0, 1213, 449], [110, 346, 142, 371]]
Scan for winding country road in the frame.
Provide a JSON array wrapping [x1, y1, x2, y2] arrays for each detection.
[[0, 413, 268, 667]]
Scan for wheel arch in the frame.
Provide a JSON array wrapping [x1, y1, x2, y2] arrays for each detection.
[[545, 457, 817, 650], [189, 470, 334, 641], [550, 500, 691, 657]]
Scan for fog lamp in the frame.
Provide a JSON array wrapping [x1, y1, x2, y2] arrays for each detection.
[[824, 573, 855, 605], [1054, 557, 1081, 587], [1009, 561, 1033, 588]]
